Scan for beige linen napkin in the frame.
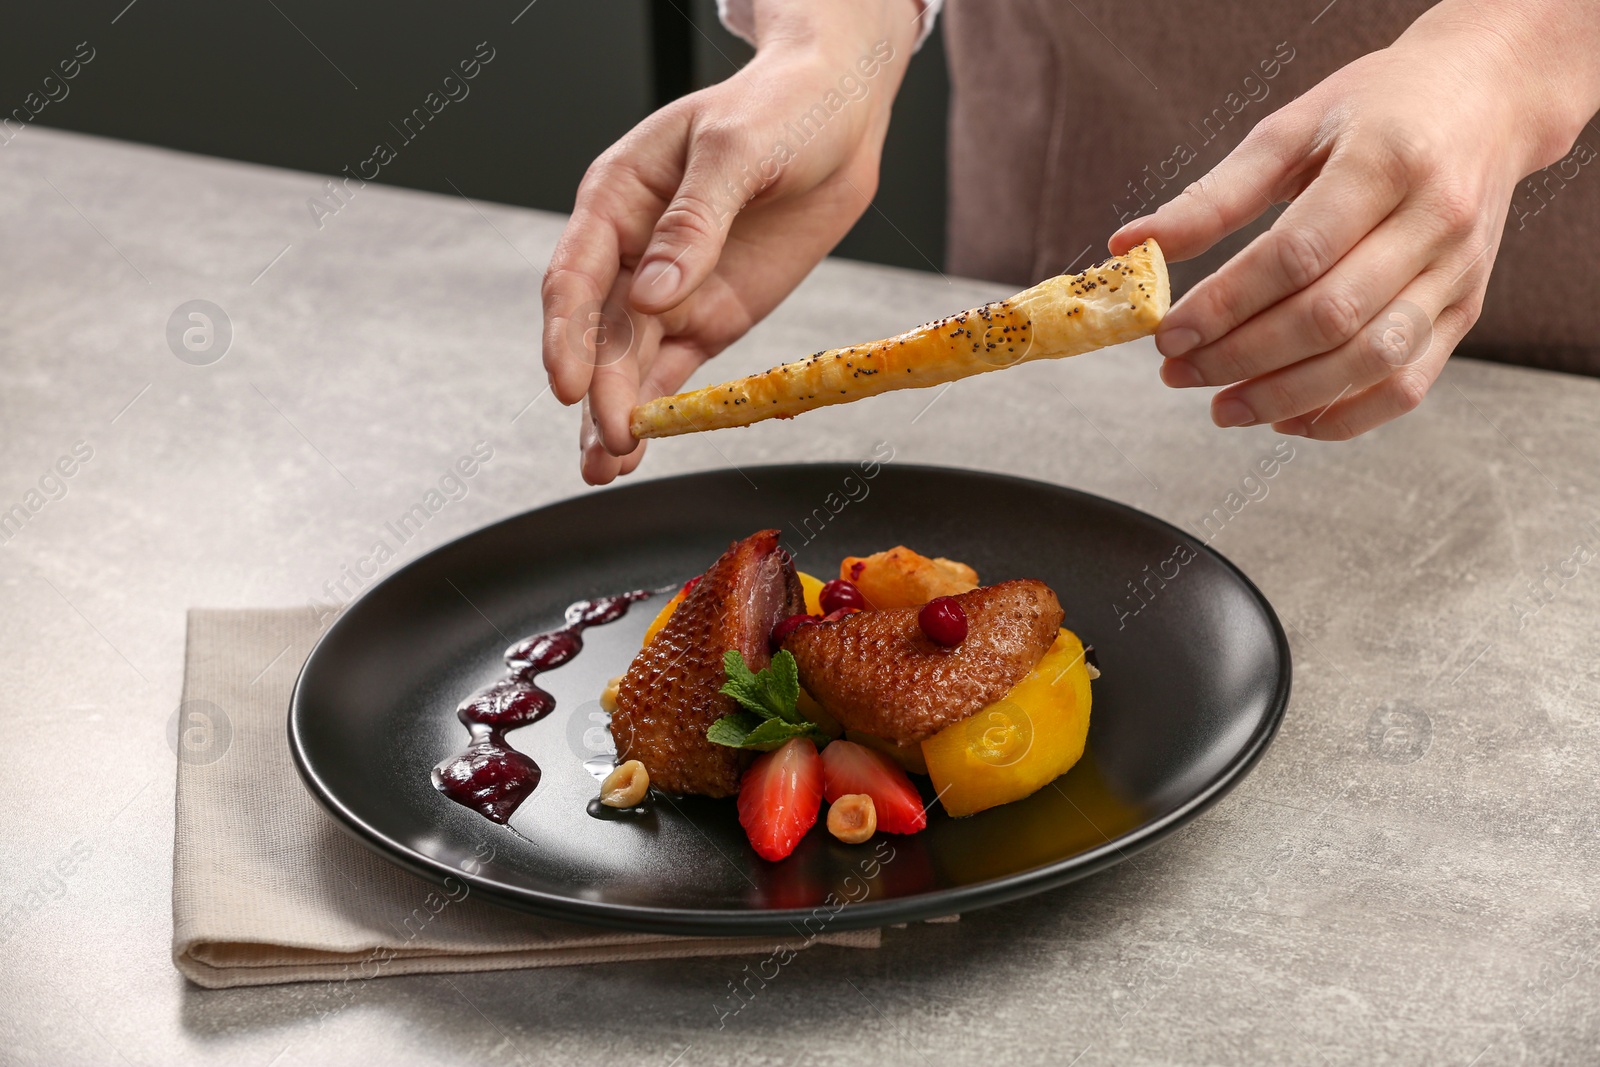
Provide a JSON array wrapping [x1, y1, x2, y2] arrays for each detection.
[[172, 607, 878, 989]]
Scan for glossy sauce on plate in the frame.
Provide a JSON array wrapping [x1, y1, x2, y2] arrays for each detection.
[[432, 591, 652, 823]]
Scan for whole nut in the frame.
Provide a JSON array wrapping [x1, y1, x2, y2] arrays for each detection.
[[600, 759, 649, 808], [827, 793, 877, 844]]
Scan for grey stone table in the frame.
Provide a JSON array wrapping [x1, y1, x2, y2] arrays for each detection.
[[2, 127, 1598, 1066]]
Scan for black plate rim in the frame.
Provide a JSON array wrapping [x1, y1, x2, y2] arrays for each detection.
[[289, 462, 1292, 936]]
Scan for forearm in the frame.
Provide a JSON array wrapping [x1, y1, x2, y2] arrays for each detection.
[[744, 0, 921, 66], [732, 0, 920, 179], [1403, 0, 1600, 172]]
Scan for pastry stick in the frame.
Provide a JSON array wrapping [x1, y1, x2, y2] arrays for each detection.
[[630, 239, 1170, 440]]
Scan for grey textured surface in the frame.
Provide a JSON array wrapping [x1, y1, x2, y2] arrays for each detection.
[[2, 128, 1598, 1066]]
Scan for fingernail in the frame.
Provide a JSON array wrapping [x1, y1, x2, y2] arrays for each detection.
[[633, 258, 682, 305], [1161, 359, 1203, 388], [1213, 397, 1256, 428], [1157, 327, 1201, 358]]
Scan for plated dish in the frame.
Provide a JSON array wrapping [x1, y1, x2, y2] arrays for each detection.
[[435, 531, 1102, 862], [290, 464, 1290, 935]]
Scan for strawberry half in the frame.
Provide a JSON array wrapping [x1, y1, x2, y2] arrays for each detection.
[[819, 740, 927, 834], [737, 737, 823, 861]]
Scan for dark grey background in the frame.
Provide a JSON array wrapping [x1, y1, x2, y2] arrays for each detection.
[[0, 0, 947, 270]]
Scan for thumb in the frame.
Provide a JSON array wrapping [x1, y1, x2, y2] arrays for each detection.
[[1108, 107, 1317, 262], [629, 126, 756, 313]]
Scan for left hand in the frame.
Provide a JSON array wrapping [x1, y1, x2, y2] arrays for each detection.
[[1109, 1, 1600, 440]]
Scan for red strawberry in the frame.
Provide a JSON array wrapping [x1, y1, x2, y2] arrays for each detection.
[[819, 740, 927, 834], [737, 738, 823, 861]]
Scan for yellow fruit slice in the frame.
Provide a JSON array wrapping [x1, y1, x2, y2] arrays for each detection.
[[921, 628, 1093, 817], [840, 547, 978, 609], [641, 588, 687, 647], [797, 571, 825, 616]]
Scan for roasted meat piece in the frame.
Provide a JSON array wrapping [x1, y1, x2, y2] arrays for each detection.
[[612, 529, 805, 797], [783, 579, 1063, 745]]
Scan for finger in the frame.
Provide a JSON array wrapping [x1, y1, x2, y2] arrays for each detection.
[[1271, 300, 1477, 440], [542, 211, 616, 405], [580, 343, 704, 481], [629, 123, 753, 314], [617, 439, 649, 477], [637, 341, 711, 408], [579, 398, 626, 485], [1156, 140, 1409, 358], [589, 306, 664, 456], [1108, 107, 1320, 261], [584, 433, 648, 481], [543, 150, 665, 406], [1207, 268, 1454, 428], [1169, 208, 1442, 388]]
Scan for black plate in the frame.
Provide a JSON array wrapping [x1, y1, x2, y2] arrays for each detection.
[[290, 464, 1290, 935]]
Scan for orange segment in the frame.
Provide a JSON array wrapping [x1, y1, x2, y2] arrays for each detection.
[[840, 546, 978, 609], [641, 589, 686, 647], [920, 628, 1092, 817], [797, 571, 825, 616]]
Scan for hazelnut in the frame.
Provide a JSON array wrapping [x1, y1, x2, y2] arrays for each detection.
[[600, 759, 649, 808], [827, 793, 876, 844], [599, 675, 622, 714]]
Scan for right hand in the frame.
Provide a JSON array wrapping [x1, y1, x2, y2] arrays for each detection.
[[541, 1, 917, 484]]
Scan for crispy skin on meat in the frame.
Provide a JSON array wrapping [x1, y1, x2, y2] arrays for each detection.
[[612, 530, 805, 797], [784, 580, 1063, 745]]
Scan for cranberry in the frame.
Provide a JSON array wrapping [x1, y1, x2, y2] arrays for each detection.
[[819, 578, 867, 615], [769, 613, 819, 650], [821, 606, 862, 623], [918, 597, 968, 646]]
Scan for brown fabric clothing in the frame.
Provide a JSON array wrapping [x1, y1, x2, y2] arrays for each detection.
[[943, 0, 1600, 375]]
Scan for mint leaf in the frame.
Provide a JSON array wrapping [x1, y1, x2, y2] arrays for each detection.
[[706, 711, 765, 748], [720, 648, 761, 703], [719, 649, 801, 724], [708, 649, 828, 751], [741, 718, 821, 750], [706, 714, 821, 752]]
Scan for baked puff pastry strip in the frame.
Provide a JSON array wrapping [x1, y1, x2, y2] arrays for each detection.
[[630, 238, 1169, 440]]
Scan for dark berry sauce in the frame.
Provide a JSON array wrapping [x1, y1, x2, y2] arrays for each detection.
[[432, 590, 653, 824]]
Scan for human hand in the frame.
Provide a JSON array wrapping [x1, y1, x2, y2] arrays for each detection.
[[542, 0, 917, 483], [1110, 1, 1600, 440]]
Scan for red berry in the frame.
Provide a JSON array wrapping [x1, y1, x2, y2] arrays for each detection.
[[821, 606, 861, 624], [769, 612, 819, 650], [819, 740, 926, 834], [819, 578, 867, 615], [919, 597, 968, 646], [737, 738, 823, 861]]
